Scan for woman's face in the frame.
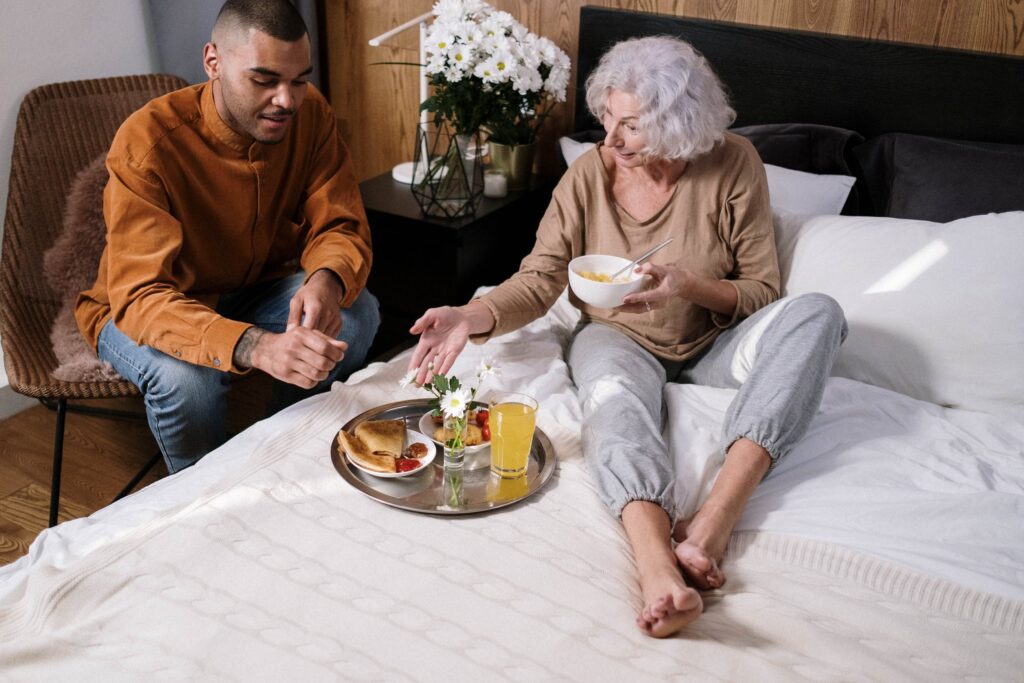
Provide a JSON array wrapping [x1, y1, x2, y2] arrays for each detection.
[[602, 90, 647, 167]]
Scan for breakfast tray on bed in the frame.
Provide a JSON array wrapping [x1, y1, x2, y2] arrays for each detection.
[[330, 399, 557, 515]]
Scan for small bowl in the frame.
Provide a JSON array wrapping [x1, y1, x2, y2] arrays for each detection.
[[568, 255, 645, 308]]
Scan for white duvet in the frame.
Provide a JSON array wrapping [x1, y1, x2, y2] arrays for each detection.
[[1, 295, 1021, 680]]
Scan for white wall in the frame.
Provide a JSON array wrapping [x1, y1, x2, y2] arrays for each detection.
[[0, 0, 159, 419]]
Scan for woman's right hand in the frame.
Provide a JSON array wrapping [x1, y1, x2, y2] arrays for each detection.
[[407, 306, 474, 385]]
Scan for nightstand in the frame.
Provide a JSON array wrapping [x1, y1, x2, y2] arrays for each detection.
[[360, 171, 555, 359]]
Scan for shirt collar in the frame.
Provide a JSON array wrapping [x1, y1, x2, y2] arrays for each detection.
[[201, 81, 253, 153]]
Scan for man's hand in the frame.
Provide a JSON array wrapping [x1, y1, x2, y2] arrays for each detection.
[[234, 326, 347, 389], [288, 269, 345, 337]]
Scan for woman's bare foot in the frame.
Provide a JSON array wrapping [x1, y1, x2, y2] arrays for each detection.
[[636, 565, 703, 637], [621, 501, 705, 637], [669, 438, 774, 590], [673, 535, 726, 590]]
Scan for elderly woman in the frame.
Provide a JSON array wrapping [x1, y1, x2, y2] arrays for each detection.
[[407, 36, 846, 637]]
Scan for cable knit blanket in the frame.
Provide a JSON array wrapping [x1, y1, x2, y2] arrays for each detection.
[[1, 296, 1021, 681]]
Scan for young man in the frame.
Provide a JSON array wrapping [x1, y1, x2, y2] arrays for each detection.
[[76, 0, 379, 473]]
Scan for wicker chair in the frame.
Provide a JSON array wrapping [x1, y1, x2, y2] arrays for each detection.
[[0, 74, 188, 527]]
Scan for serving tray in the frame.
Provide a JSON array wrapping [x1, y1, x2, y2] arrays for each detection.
[[330, 399, 557, 515]]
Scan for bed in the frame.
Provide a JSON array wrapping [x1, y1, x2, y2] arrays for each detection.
[[2, 8, 1023, 681]]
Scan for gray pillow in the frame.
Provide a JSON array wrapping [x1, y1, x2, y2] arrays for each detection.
[[853, 133, 1024, 222]]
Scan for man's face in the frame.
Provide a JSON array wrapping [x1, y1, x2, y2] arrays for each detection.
[[204, 28, 312, 144]]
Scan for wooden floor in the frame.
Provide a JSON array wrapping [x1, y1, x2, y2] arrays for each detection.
[[0, 377, 271, 566]]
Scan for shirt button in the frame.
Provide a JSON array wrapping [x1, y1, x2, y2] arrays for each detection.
[[213, 358, 221, 367], [174, 350, 182, 358]]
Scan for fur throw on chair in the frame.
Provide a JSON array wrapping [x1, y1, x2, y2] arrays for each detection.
[[42, 154, 123, 383]]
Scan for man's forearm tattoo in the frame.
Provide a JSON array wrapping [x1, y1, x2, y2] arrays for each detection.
[[233, 327, 267, 369]]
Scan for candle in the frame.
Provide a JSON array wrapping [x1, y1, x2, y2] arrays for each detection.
[[483, 170, 508, 198]]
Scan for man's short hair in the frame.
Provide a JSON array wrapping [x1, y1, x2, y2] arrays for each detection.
[[215, 0, 308, 42]]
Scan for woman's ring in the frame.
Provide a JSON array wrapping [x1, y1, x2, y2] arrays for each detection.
[[644, 301, 652, 313]]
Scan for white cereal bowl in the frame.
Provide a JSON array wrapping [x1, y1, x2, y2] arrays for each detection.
[[568, 254, 645, 308]]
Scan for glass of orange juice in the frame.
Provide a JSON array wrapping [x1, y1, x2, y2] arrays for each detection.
[[488, 392, 538, 479], [487, 473, 530, 503]]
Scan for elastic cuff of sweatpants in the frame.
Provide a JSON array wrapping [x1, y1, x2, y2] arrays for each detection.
[[722, 432, 783, 473], [613, 494, 677, 526]]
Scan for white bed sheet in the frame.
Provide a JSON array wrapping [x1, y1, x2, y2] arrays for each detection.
[[669, 378, 1024, 601], [1, 295, 1022, 680]]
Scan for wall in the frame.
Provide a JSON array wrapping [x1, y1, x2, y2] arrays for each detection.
[[326, 0, 1024, 182], [0, 0, 159, 418]]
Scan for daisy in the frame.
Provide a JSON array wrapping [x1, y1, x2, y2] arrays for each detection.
[[440, 387, 472, 419]]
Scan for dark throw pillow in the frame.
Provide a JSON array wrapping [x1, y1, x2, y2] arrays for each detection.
[[853, 133, 1024, 222]]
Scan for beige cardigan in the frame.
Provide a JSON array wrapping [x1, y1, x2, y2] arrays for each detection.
[[474, 133, 780, 361]]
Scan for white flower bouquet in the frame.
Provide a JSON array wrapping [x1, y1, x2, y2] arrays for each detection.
[[422, 0, 571, 143], [400, 358, 500, 452]]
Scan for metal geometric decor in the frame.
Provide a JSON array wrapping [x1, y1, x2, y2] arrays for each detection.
[[410, 121, 484, 219]]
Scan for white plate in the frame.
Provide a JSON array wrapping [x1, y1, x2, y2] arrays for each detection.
[[417, 411, 490, 454], [346, 428, 436, 479]]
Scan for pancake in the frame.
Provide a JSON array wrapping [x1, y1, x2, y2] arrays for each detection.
[[338, 430, 396, 473], [355, 419, 406, 457]]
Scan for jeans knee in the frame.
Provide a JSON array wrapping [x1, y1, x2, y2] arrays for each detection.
[[342, 289, 381, 347], [141, 357, 228, 408]]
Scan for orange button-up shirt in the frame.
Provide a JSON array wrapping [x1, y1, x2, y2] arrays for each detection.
[[76, 82, 371, 373]]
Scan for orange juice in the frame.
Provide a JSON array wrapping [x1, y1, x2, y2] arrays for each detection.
[[487, 473, 529, 502], [489, 395, 537, 479]]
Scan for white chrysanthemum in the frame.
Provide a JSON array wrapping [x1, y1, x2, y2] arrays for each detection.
[[426, 27, 456, 55], [544, 64, 570, 101], [472, 58, 499, 83], [476, 358, 500, 380], [454, 20, 484, 45], [489, 10, 516, 30], [473, 47, 515, 84], [425, 53, 448, 76], [441, 387, 471, 419], [479, 11, 514, 38], [432, 0, 483, 21], [479, 30, 513, 56], [511, 64, 543, 95]]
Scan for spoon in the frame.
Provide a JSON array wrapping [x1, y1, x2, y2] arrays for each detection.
[[611, 237, 674, 280]]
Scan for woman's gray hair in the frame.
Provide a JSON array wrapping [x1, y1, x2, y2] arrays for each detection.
[[585, 36, 736, 161]]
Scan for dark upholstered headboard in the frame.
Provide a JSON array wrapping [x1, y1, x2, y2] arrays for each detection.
[[574, 7, 1024, 144]]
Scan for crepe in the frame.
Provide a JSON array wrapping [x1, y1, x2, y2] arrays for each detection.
[[338, 430, 396, 473], [355, 419, 406, 457], [432, 423, 483, 446]]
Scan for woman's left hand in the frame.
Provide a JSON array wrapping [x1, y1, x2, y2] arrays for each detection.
[[617, 263, 688, 314]]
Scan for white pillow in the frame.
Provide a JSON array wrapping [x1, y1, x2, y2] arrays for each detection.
[[558, 137, 595, 167], [763, 163, 855, 215], [774, 209, 1024, 417], [556, 137, 854, 215]]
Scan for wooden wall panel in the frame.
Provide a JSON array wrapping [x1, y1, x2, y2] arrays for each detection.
[[326, 0, 1024, 181]]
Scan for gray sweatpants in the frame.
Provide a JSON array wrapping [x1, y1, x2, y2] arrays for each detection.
[[567, 293, 848, 519]]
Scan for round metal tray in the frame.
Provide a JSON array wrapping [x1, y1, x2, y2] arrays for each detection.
[[331, 399, 557, 515]]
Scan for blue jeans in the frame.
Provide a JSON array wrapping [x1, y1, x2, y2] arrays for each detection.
[[98, 273, 380, 473]]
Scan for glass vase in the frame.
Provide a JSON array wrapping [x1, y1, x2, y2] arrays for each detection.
[[411, 121, 484, 219], [442, 415, 466, 468]]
